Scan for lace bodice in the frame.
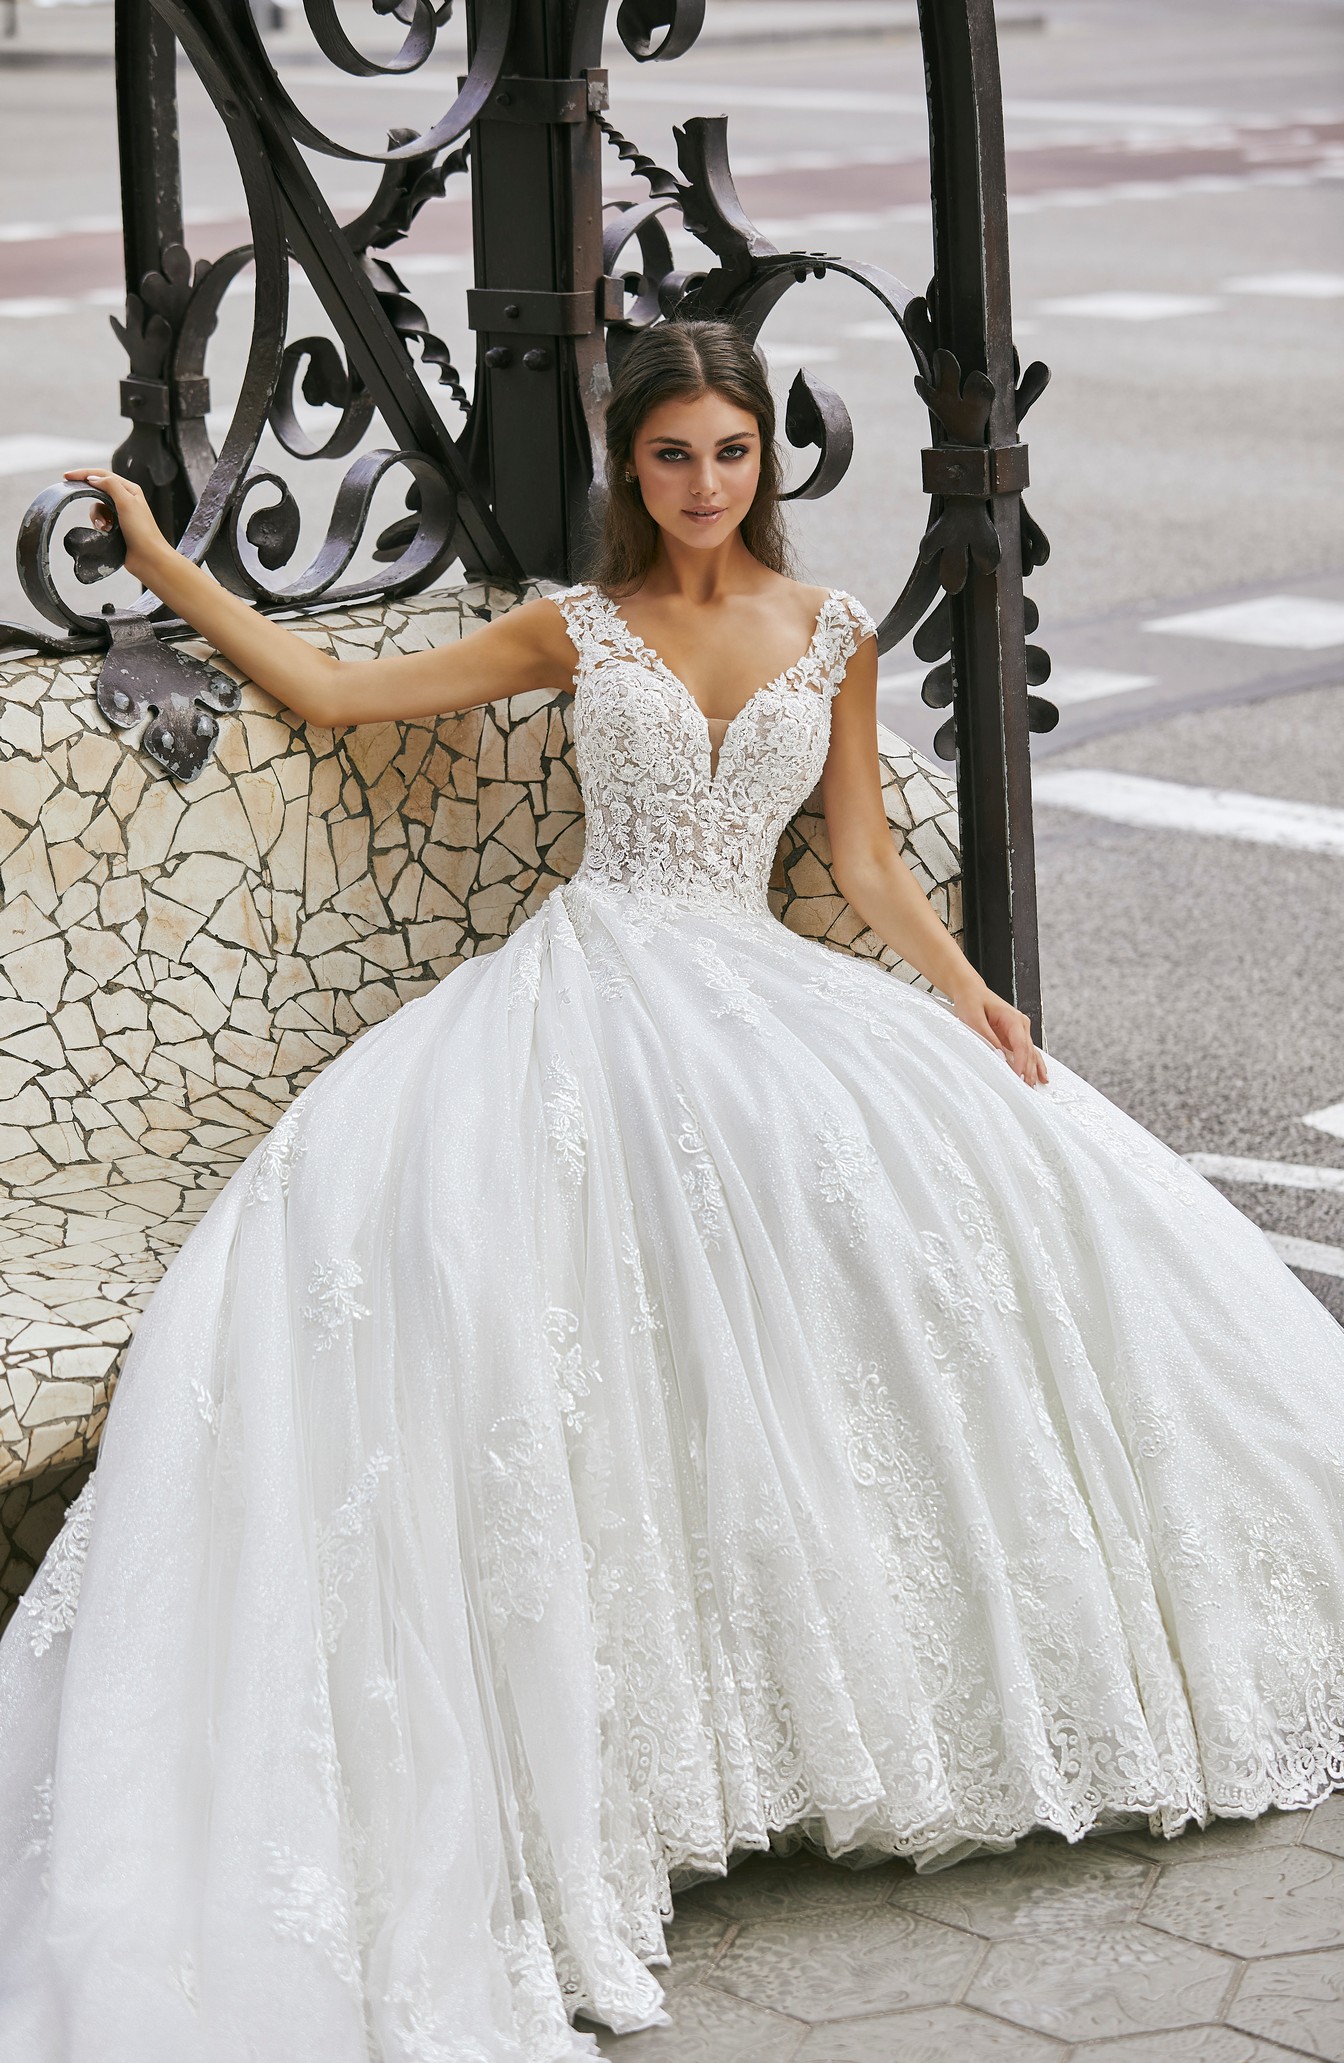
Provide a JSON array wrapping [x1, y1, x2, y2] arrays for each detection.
[[552, 583, 877, 915]]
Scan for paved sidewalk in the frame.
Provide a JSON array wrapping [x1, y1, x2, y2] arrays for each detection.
[[590, 1796, 1344, 2060]]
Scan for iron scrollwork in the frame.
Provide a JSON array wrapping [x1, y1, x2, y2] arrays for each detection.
[[2, 0, 1051, 1031]]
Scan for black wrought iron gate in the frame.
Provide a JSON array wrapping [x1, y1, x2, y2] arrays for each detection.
[[2, 0, 1057, 1034]]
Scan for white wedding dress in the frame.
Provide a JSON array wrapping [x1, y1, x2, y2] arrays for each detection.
[[2, 582, 1343, 2062]]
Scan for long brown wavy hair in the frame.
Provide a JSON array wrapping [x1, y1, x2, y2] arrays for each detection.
[[590, 320, 795, 595]]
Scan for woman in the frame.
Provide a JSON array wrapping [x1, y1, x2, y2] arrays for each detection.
[[1, 319, 1341, 2062]]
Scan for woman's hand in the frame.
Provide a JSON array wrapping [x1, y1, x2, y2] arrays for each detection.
[[952, 979, 1049, 1086], [56, 466, 574, 729], [63, 468, 170, 583]]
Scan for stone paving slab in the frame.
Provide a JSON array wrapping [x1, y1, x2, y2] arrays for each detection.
[[590, 1803, 1344, 2061]]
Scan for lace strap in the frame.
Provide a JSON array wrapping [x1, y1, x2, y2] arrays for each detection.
[[548, 582, 610, 666], [818, 589, 879, 699]]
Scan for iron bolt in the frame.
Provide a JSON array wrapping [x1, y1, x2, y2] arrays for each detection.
[[485, 346, 514, 369], [523, 348, 551, 371]]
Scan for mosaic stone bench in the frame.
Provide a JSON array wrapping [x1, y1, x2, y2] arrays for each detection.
[[0, 580, 961, 1625]]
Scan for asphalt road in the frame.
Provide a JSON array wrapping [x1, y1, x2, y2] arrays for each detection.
[[1, 0, 1343, 1314]]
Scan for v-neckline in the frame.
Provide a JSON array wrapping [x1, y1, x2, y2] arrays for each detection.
[[594, 586, 837, 786]]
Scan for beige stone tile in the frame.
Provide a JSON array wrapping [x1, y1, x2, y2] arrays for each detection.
[[1141, 1842, 1344, 1957], [125, 781, 187, 869], [5, 937, 67, 1010], [1227, 1946, 1344, 2060], [965, 1923, 1234, 2041], [591, 1983, 805, 2063], [0, 758, 59, 826], [66, 925, 135, 984], [1081, 2028, 1308, 2061], [3, 827, 59, 914], [1102, 1811, 1308, 1870], [1303, 1793, 1344, 1860], [796, 2005, 1062, 2061], [712, 1906, 981, 2023]]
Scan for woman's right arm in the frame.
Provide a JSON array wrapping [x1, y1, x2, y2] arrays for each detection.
[[63, 468, 576, 727]]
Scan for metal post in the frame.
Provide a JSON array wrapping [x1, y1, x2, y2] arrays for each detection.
[[113, 0, 196, 544], [922, 0, 1044, 1035], [463, 0, 610, 579]]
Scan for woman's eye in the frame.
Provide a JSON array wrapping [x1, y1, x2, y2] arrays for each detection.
[[654, 449, 687, 462], [718, 445, 748, 459]]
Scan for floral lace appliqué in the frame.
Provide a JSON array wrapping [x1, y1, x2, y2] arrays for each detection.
[[543, 1306, 601, 1434], [260, 1842, 360, 1992], [317, 1448, 391, 1653], [543, 1059, 587, 1186], [247, 1104, 307, 1206], [815, 1115, 880, 1246], [21, 1477, 97, 1656], [674, 1089, 725, 1248], [303, 1258, 370, 1353]]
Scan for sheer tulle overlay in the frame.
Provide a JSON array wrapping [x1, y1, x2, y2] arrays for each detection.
[[2, 586, 1342, 2061]]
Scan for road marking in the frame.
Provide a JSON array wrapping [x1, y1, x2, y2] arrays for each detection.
[[0, 289, 122, 320], [1045, 668, 1157, 706], [760, 341, 840, 363], [1037, 291, 1223, 321], [1187, 1154, 1344, 1194], [0, 196, 375, 244], [1144, 594, 1344, 650], [1265, 1232, 1344, 1279], [330, 75, 1241, 126], [877, 667, 1156, 707], [0, 434, 111, 478], [1304, 1101, 1344, 1143], [739, 165, 1344, 244], [389, 253, 469, 276], [1224, 270, 1344, 297], [1033, 770, 1344, 857]]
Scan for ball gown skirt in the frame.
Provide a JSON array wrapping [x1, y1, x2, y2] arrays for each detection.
[[0, 584, 1341, 2062]]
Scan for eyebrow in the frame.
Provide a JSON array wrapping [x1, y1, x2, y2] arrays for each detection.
[[643, 431, 758, 448]]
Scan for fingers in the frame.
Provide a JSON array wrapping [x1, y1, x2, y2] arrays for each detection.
[[62, 469, 140, 499]]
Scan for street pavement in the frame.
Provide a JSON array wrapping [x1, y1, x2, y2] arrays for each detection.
[[2, 1, 1344, 2053], [589, 1797, 1344, 2061]]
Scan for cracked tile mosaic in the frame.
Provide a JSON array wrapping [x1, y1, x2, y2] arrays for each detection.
[[0, 580, 961, 1624]]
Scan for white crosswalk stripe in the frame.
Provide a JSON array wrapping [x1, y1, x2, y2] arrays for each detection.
[[1038, 292, 1222, 321], [1224, 271, 1344, 298], [1033, 770, 1344, 857], [1303, 1102, 1344, 1143], [1265, 1233, 1344, 1280], [1145, 594, 1344, 649], [1186, 1154, 1344, 1194], [0, 433, 110, 478]]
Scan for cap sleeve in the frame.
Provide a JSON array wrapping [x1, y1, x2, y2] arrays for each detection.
[[547, 582, 605, 665], [821, 589, 879, 697]]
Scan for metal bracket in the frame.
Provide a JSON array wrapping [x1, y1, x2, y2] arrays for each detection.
[[921, 442, 1029, 497], [119, 375, 172, 427], [473, 71, 609, 123], [467, 288, 597, 336], [95, 612, 243, 783]]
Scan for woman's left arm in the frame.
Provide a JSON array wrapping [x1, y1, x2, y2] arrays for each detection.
[[819, 636, 1048, 1086]]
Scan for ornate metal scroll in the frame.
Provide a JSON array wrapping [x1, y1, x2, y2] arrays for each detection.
[[2, 0, 1052, 1025]]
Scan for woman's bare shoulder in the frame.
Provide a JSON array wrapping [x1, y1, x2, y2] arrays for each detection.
[[763, 576, 836, 630], [462, 592, 584, 694]]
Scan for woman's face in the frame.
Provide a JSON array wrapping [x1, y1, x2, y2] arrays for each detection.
[[628, 388, 762, 553]]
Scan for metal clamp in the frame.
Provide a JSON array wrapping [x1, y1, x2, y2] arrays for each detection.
[[467, 288, 598, 336], [472, 70, 610, 123], [920, 442, 1030, 498]]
